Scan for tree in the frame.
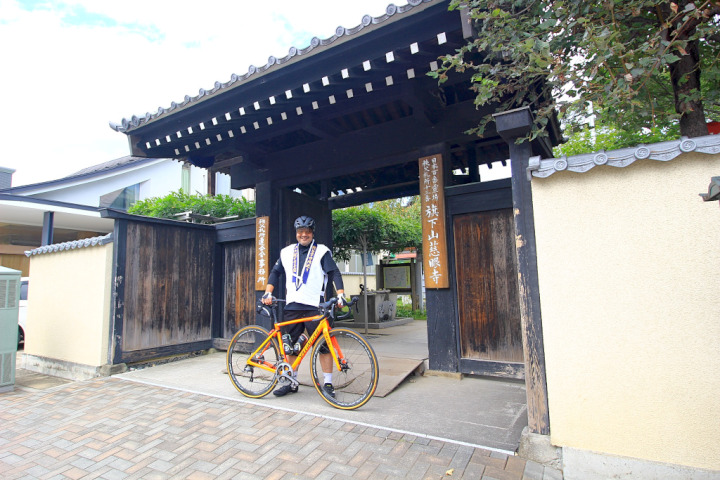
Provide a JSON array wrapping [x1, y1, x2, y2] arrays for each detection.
[[433, 0, 720, 141], [332, 202, 422, 332], [128, 191, 255, 222], [553, 124, 680, 156], [331, 202, 421, 262]]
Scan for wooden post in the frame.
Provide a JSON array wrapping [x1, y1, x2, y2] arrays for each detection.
[[494, 107, 550, 435], [254, 181, 281, 330], [254, 216, 270, 291], [361, 239, 369, 335], [419, 143, 459, 372], [41, 211, 54, 246]]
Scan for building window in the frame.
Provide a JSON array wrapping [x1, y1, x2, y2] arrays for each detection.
[[343, 251, 375, 274], [100, 184, 140, 210], [182, 164, 191, 193]]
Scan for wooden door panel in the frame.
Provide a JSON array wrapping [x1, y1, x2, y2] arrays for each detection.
[[121, 222, 214, 356], [223, 240, 255, 338], [454, 210, 522, 363]]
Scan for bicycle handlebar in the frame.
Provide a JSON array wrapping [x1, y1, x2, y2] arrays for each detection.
[[256, 295, 358, 320]]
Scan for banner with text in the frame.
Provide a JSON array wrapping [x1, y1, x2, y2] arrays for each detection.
[[255, 216, 269, 290], [419, 154, 449, 288]]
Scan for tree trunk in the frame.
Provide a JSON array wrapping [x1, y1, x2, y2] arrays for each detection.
[[669, 27, 708, 137]]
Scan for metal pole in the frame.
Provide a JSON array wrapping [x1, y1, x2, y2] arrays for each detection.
[[361, 240, 368, 335]]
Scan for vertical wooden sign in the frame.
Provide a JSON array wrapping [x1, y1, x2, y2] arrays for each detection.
[[255, 216, 269, 290], [419, 154, 449, 288]]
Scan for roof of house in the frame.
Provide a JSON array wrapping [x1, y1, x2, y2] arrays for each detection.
[[0, 156, 165, 195], [0, 194, 114, 233], [69, 156, 159, 177]]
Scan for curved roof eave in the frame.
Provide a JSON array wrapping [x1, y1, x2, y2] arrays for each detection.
[[109, 0, 438, 135]]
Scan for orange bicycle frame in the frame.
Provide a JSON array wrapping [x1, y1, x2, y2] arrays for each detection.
[[245, 313, 344, 373]]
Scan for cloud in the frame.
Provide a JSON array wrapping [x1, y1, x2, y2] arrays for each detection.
[[0, 0, 393, 186]]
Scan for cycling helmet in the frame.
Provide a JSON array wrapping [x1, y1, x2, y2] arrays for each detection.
[[294, 215, 315, 231]]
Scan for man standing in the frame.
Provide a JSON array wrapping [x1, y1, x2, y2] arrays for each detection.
[[261, 215, 345, 397]]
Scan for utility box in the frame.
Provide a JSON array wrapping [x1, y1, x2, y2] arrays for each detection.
[[0, 266, 21, 392]]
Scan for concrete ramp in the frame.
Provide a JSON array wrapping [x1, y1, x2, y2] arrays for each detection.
[[373, 356, 425, 397], [296, 353, 425, 397]]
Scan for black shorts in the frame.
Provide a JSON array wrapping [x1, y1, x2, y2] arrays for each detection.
[[281, 309, 331, 353]]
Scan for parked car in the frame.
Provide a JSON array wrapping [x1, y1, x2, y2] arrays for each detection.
[[18, 277, 28, 348]]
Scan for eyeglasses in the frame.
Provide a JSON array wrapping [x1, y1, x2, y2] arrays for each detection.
[[296, 228, 313, 235]]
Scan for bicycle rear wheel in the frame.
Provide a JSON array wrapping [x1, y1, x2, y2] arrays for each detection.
[[310, 328, 379, 410], [227, 325, 280, 398]]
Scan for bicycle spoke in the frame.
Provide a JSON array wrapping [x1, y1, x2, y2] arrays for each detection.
[[311, 328, 379, 409], [227, 326, 280, 398]]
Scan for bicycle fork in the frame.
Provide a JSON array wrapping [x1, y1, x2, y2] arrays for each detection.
[[323, 330, 349, 372]]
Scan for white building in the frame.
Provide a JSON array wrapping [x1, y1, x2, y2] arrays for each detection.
[[0, 156, 252, 276]]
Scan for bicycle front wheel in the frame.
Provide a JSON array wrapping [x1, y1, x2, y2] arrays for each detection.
[[311, 328, 379, 410], [227, 325, 280, 398]]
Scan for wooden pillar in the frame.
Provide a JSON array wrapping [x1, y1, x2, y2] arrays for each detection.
[[208, 168, 216, 196], [467, 146, 480, 183], [419, 142, 459, 372], [494, 107, 550, 435], [41, 211, 54, 246], [110, 219, 128, 365], [254, 180, 282, 330], [412, 255, 423, 311]]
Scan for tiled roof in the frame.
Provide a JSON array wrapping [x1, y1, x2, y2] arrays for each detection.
[[0, 156, 163, 195], [700, 176, 720, 202], [68, 156, 158, 177], [528, 134, 720, 179], [109, 0, 434, 134], [25, 233, 113, 257]]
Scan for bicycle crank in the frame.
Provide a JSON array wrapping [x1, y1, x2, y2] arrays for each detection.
[[275, 362, 298, 387]]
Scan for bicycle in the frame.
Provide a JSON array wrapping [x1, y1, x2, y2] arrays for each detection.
[[226, 296, 379, 410]]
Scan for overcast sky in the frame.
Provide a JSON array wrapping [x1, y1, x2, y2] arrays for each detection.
[[0, 0, 396, 187]]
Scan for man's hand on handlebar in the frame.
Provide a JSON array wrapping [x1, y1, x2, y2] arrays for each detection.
[[336, 292, 346, 309], [261, 292, 273, 305]]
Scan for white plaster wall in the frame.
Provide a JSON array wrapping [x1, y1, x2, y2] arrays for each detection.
[[216, 172, 255, 200], [531, 152, 720, 471], [189, 164, 207, 195], [24, 243, 113, 367]]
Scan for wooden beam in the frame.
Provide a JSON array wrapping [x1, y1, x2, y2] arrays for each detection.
[[265, 100, 483, 187], [494, 106, 550, 436], [459, 359, 524, 380], [328, 181, 419, 209], [460, 6, 478, 39]]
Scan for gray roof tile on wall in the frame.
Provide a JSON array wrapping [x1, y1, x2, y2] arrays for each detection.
[[25, 233, 113, 257]]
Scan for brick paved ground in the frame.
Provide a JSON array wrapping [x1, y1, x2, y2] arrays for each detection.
[[0, 378, 562, 479]]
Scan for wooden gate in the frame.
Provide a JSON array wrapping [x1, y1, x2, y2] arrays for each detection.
[[110, 213, 257, 363], [447, 180, 524, 379], [112, 217, 215, 364]]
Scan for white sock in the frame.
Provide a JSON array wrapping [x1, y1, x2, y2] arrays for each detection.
[[323, 373, 332, 384]]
